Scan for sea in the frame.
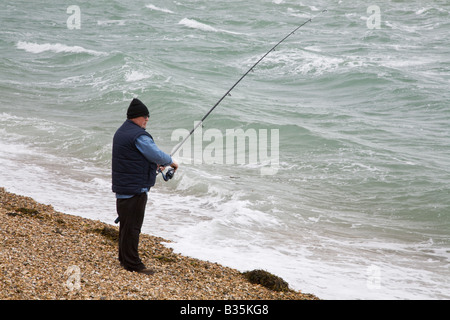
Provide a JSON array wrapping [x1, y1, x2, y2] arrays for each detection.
[[1, 0, 449, 300]]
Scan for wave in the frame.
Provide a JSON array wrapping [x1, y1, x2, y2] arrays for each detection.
[[242, 48, 346, 77], [415, 7, 447, 15], [178, 18, 242, 35], [97, 20, 126, 26], [16, 41, 107, 56], [146, 4, 174, 14], [179, 18, 219, 32], [125, 70, 152, 82]]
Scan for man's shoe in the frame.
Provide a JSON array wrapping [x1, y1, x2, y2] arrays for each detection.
[[136, 268, 156, 275]]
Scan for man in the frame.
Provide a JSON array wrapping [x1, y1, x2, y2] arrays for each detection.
[[112, 98, 178, 275]]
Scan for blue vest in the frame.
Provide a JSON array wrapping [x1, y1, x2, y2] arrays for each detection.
[[112, 120, 157, 194]]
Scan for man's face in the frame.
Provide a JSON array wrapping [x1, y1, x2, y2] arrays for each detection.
[[133, 115, 149, 129]]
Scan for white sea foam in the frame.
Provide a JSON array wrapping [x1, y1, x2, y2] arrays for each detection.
[[0, 134, 114, 222], [16, 41, 106, 56], [146, 4, 174, 14], [125, 70, 152, 82], [415, 7, 446, 15], [178, 18, 242, 35], [97, 20, 126, 26], [244, 48, 344, 76], [179, 18, 219, 32]]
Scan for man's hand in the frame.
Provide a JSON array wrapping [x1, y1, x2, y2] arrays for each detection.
[[170, 161, 178, 172], [157, 161, 178, 173]]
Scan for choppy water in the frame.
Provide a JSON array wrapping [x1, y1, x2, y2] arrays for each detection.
[[1, 0, 449, 299]]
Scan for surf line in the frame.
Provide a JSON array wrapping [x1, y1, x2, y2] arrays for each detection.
[[160, 9, 328, 181]]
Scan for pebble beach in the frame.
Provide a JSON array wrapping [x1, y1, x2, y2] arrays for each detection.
[[0, 187, 318, 300]]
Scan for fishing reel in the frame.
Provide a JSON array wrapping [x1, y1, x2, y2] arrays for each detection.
[[159, 167, 175, 182]]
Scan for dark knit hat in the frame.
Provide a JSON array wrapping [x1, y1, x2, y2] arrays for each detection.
[[127, 98, 149, 119]]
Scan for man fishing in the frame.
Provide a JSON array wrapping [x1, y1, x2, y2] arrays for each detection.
[[112, 98, 178, 274], [110, 9, 325, 275]]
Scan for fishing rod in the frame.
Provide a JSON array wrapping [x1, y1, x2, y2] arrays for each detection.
[[161, 9, 327, 181]]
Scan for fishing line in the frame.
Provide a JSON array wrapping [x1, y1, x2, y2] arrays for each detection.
[[162, 9, 327, 180]]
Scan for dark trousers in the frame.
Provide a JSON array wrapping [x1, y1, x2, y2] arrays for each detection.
[[116, 192, 148, 271]]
